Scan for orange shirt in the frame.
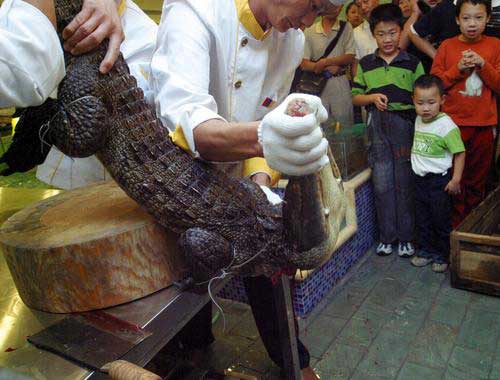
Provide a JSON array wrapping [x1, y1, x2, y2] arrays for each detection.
[[431, 36, 500, 127]]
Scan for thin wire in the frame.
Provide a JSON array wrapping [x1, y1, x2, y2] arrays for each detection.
[[194, 242, 269, 287], [228, 244, 268, 270], [200, 243, 269, 334], [207, 269, 230, 333]]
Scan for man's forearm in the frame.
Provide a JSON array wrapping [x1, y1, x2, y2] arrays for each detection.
[[408, 31, 436, 59], [23, 0, 56, 27], [400, 12, 419, 50], [300, 59, 317, 72], [193, 119, 262, 161], [326, 54, 355, 67]]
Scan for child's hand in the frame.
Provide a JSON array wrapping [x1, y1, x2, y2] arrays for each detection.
[[445, 179, 461, 195], [458, 57, 474, 72], [463, 50, 485, 68], [371, 93, 388, 111]]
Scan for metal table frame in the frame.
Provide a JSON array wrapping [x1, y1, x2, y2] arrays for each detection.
[[0, 269, 301, 380]]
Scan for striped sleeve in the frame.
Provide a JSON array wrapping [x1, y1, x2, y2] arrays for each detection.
[[414, 61, 425, 82], [352, 62, 367, 96]]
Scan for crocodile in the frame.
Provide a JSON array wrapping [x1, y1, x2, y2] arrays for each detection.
[[15, 0, 346, 281]]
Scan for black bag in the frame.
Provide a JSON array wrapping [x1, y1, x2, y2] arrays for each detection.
[[294, 21, 347, 96]]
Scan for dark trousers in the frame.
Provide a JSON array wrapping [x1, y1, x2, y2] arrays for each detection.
[[415, 172, 452, 264], [177, 275, 310, 370], [453, 126, 494, 227], [367, 109, 415, 243]]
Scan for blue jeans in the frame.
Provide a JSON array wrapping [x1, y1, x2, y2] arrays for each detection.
[[415, 172, 452, 264], [367, 109, 415, 243]]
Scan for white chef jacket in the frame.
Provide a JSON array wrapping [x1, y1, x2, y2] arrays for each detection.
[[36, 0, 158, 189], [151, 0, 304, 166], [353, 20, 377, 60], [0, 0, 65, 108]]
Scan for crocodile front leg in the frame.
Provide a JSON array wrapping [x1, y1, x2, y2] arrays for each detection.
[[50, 95, 109, 157], [178, 228, 234, 282]]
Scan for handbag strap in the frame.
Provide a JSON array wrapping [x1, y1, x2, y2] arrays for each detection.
[[317, 20, 347, 61]]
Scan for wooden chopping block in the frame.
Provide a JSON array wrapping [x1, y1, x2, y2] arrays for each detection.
[[0, 181, 187, 313]]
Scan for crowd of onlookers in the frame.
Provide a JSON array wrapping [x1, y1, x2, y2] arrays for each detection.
[[300, 0, 499, 273]]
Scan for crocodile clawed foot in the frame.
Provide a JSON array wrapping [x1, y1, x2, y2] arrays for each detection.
[[178, 228, 234, 283]]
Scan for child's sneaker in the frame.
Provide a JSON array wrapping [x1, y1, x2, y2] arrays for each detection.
[[432, 263, 449, 273], [398, 242, 415, 257], [376, 242, 393, 256], [410, 256, 433, 267]]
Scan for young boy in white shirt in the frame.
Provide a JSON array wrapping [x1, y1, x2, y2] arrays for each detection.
[[410, 74, 465, 272]]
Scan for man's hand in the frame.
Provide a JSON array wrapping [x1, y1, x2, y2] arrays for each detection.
[[325, 65, 341, 75], [314, 59, 328, 74], [410, 0, 421, 16], [250, 173, 282, 205], [62, 0, 124, 73], [250, 172, 271, 186], [259, 94, 329, 176], [444, 178, 461, 195], [370, 93, 388, 111]]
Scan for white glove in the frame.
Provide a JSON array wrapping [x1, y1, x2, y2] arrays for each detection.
[[260, 185, 283, 205], [258, 93, 330, 176]]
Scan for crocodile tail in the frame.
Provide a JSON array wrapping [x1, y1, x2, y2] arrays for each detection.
[[0, 99, 58, 175]]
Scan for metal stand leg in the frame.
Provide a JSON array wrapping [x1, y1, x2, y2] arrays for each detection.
[[273, 274, 301, 380]]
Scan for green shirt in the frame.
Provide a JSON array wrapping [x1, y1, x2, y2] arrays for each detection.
[[352, 50, 425, 111]]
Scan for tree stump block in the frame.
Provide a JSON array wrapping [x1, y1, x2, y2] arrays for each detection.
[[0, 181, 186, 313]]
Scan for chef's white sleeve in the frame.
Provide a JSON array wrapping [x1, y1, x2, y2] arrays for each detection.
[[150, 1, 225, 157], [0, 0, 65, 108]]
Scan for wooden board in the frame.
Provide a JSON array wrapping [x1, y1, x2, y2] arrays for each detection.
[[451, 186, 500, 296], [0, 181, 186, 313]]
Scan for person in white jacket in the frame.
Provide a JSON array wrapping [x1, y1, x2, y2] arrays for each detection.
[[36, 0, 158, 189], [0, 0, 63, 108], [151, 1, 344, 379], [0, 0, 153, 189], [0, 0, 124, 109]]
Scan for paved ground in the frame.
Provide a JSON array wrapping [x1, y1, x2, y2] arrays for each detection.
[[197, 249, 500, 380]]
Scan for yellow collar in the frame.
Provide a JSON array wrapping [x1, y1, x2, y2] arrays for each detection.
[[234, 0, 271, 40], [118, 0, 127, 17]]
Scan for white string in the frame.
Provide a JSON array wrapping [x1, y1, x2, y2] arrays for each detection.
[[199, 243, 272, 334], [207, 269, 230, 333], [39, 121, 52, 151], [228, 244, 268, 270]]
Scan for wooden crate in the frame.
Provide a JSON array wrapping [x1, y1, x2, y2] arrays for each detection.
[[450, 186, 500, 296]]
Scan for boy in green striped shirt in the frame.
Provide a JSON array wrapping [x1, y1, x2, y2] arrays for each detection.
[[410, 75, 465, 272], [352, 3, 424, 258]]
